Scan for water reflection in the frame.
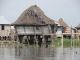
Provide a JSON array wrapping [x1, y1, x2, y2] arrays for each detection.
[[15, 47, 55, 60], [0, 47, 80, 60]]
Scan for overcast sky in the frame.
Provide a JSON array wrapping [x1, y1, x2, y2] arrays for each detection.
[[0, 0, 80, 27]]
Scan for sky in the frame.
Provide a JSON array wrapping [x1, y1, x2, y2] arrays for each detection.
[[0, 0, 80, 27]]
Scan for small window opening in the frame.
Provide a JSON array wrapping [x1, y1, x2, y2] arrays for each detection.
[[1, 25, 4, 30]]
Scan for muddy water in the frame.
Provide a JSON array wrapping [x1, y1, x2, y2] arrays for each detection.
[[0, 47, 80, 60]]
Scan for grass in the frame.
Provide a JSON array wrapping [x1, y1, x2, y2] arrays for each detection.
[[54, 38, 62, 47], [0, 39, 80, 48], [0, 40, 20, 47], [54, 38, 80, 48]]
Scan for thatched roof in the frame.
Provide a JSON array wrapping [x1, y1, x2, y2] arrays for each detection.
[[58, 18, 68, 27], [12, 5, 55, 25], [75, 24, 80, 28]]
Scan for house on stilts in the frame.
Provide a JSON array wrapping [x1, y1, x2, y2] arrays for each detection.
[[75, 24, 80, 38], [56, 18, 75, 38], [0, 16, 11, 40], [75, 24, 80, 33], [12, 5, 57, 45]]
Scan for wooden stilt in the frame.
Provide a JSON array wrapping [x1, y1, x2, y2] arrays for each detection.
[[34, 35, 38, 47], [1, 36, 3, 41], [40, 26, 46, 47], [61, 34, 63, 48], [33, 27, 39, 47], [50, 34, 54, 47], [27, 36, 30, 46], [71, 34, 73, 48], [78, 34, 79, 41], [77, 34, 79, 47], [42, 34, 45, 47]]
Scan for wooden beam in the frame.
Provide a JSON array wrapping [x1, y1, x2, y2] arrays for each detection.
[[61, 34, 63, 48]]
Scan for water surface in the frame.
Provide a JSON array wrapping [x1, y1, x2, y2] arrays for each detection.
[[0, 47, 80, 60]]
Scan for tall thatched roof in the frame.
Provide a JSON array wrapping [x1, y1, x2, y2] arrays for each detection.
[[58, 18, 68, 27], [12, 5, 55, 25]]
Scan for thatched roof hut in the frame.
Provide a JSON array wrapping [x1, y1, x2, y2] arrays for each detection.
[[58, 18, 68, 27], [12, 5, 55, 25], [75, 24, 80, 29], [11, 5, 59, 44]]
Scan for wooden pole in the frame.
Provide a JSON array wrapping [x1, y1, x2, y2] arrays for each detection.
[[61, 34, 63, 48], [33, 27, 38, 46], [71, 26, 72, 48], [73, 35, 74, 48], [48, 25, 53, 47], [77, 34, 79, 47], [41, 26, 45, 47], [78, 34, 79, 41], [15, 26, 19, 42]]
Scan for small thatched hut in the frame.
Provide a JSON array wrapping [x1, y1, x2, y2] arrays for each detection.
[[12, 5, 57, 44], [75, 24, 80, 33], [75, 24, 80, 39], [56, 18, 75, 38], [56, 18, 68, 37], [75, 24, 80, 36], [58, 18, 68, 32]]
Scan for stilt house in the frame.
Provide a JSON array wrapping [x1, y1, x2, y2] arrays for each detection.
[[12, 5, 57, 44], [75, 24, 80, 33], [75, 24, 80, 38], [0, 16, 11, 40], [56, 18, 75, 38], [60, 19, 75, 38]]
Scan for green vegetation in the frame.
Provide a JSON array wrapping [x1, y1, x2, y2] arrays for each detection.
[[54, 38, 80, 48], [0, 40, 20, 47], [0, 39, 80, 48]]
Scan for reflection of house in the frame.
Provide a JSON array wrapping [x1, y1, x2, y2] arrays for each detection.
[[0, 16, 11, 40], [12, 5, 57, 44]]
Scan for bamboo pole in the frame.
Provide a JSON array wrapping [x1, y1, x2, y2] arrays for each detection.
[[61, 34, 63, 48], [48, 25, 54, 47], [71, 26, 72, 48], [77, 34, 79, 48], [41, 26, 46, 47], [33, 27, 38, 47], [78, 34, 79, 41]]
